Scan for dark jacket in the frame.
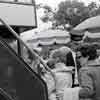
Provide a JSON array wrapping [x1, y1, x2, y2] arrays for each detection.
[[78, 61, 100, 100]]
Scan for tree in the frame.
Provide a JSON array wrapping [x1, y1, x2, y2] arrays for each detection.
[[87, 2, 98, 17], [40, 1, 100, 30], [40, 5, 55, 23]]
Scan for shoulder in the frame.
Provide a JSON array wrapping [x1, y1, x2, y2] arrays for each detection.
[[79, 66, 97, 71], [79, 67, 93, 77], [79, 66, 100, 78], [52, 63, 74, 73], [79, 67, 90, 72]]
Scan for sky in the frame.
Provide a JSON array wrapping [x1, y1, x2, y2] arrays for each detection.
[[36, 0, 100, 8], [36, 0, 66, 9]]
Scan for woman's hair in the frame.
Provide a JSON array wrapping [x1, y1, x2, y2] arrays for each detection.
[[66, 51, 75, 67], [76, 44, 98, 60], [49, 49, 67, 65]]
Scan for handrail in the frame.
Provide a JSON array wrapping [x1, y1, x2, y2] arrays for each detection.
[[0, 18, 56, 98], [0, 18, 52, 74]]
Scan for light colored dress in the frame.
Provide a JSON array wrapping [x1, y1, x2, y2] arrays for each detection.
[[52, 62, 74, 100], [64, 87, 81, 100]]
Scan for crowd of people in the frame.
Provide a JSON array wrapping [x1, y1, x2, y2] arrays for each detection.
[[29, 44, 100, 100]]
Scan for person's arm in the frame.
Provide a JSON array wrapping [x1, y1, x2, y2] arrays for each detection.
[[79, 70, 95, 98]]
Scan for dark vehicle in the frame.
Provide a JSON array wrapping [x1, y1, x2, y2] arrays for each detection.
[[0, 1, 48, 99], [0, 36, 48, 100], [0, 13, 48, 100]]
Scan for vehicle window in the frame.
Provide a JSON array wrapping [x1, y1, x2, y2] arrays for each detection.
[[9, 41, 33, 68], [0, 38, 48, 100]]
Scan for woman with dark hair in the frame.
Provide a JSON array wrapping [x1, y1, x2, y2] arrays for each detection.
[[76, 44, 100, 100]]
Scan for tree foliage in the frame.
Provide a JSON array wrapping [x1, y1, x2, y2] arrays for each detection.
[[40, 1, 100, 30]]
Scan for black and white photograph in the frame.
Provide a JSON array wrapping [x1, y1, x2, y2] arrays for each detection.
[[0, 0, 100, 100]]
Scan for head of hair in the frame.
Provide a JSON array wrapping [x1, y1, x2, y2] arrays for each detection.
[[50, 49, 67, 64], [66, 51, 75, 67], [76, 44, 98, 60]]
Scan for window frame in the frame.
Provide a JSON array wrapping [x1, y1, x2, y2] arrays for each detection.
[[0, 0, 34, 5]]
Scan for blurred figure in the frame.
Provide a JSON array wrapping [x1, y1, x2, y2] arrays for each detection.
[[50, 46, 75, 67], [28, 47, 42, 73], [58, 46, 77, 87], [48, 48, 74, 100], [76, 44, 100, 100], [41, 58, 56, 100]]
